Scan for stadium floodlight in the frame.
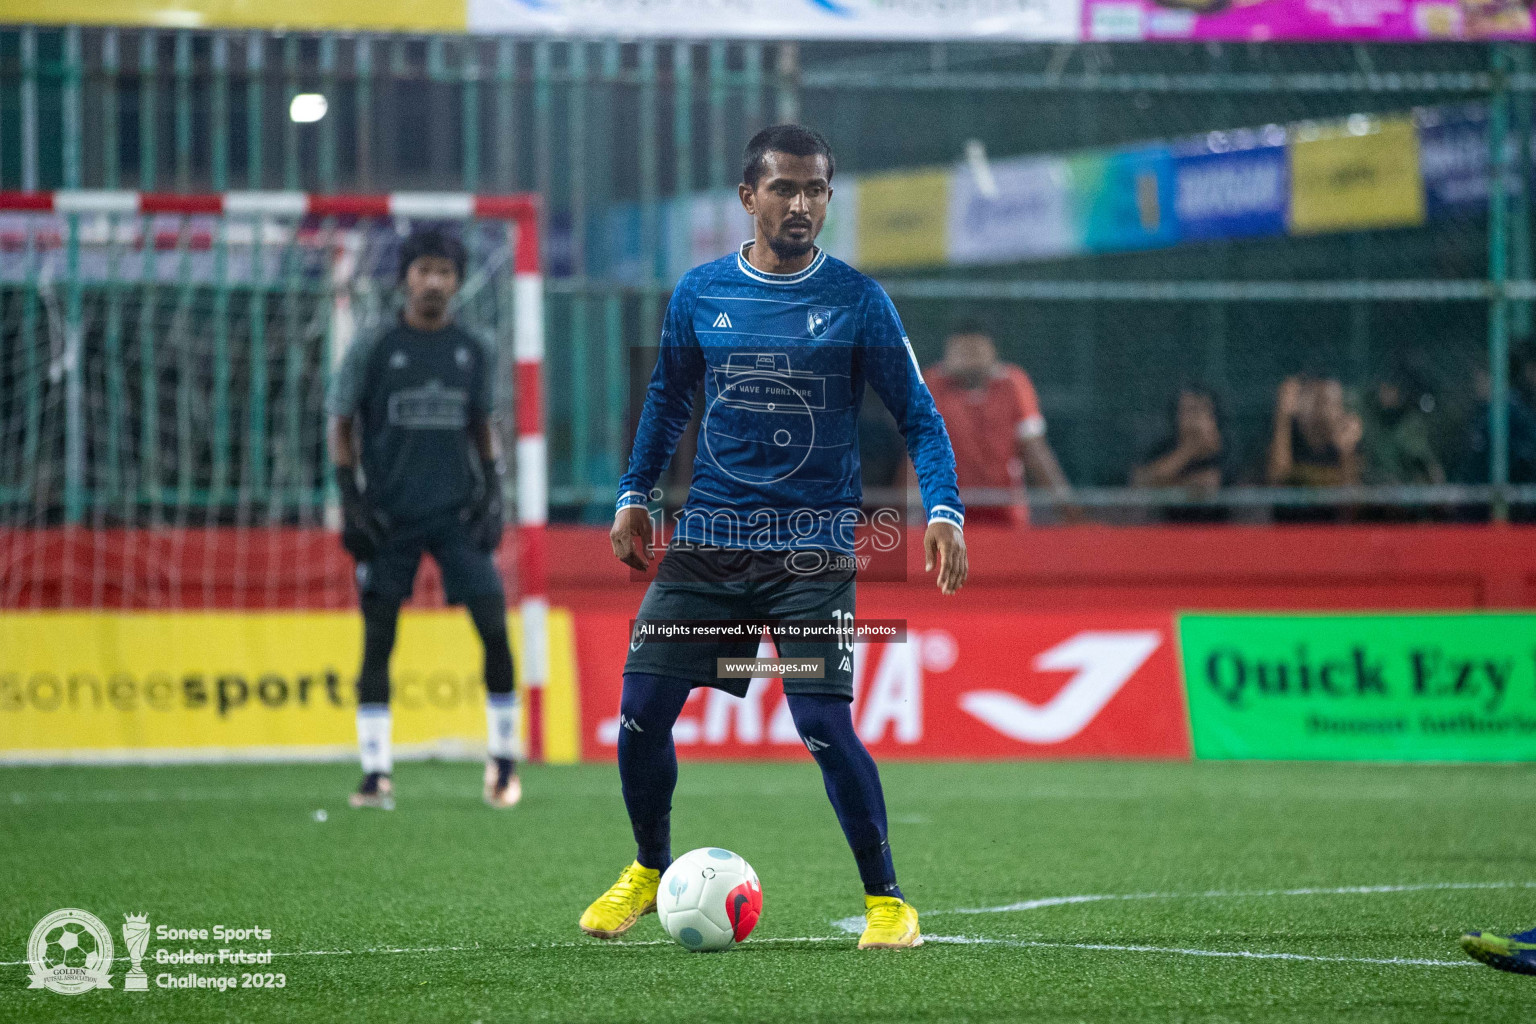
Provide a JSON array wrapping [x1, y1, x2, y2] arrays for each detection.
[[289, 93, 328, 123]]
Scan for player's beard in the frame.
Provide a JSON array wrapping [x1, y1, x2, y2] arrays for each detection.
[[767, 222, 817, 261], [415, 292, 448, 320]]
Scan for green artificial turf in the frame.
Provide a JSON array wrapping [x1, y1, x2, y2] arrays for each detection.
[[1, 760, 1533, 1022]]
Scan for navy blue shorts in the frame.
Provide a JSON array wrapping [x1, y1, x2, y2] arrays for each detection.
[[622, 547, 856, 699], [354, 511, 504, 606]]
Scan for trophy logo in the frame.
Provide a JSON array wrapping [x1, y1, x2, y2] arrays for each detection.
[[26, 908, 114, 995], [121, 914, 150, 991]]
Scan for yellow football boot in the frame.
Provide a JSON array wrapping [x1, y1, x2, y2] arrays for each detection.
[[579, 861, 661, 939], [857, 895, 922, 950]]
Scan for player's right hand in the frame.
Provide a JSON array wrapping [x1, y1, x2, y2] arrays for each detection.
[[341, 507, 389, 562], [924, 520, 968, 596], [341, 522, 377, 562], [611, 505, 654, 572], [335, 467, 388, 562]]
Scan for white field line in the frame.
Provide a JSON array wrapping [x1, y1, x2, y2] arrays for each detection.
[[829, 879, 1536, 936], [6, 788, 315, 805], [921, 935, 1475, 967], [3, 881, 1523, 971], [0, 937, 845, 968], [2, 781, 789, 805], [0, 742, 482, 767], [937, 880, 1536, 917], [0, 934, 1474, 970]]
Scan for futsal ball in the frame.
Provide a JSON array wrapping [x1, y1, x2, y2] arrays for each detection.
[[656, 847, 763, 952]]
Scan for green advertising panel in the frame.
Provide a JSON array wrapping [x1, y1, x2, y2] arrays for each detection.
[[1180, 614, 1536, 761]]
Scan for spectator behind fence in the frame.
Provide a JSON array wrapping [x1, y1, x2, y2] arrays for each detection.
[[1360, 376, 1445, 486], [1266, 374, 1362, 488], [1130, 386, 1230, 521], [925, 323, 1071, 526], [1266, 374, 1362, 523], [1463, 348, 1536, 485]]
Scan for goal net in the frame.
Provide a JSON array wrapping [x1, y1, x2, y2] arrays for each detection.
[[0, 192, 544, 613]]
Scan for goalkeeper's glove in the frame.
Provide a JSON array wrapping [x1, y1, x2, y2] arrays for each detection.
[[464, 456, 505, 553], [336, 466, 390, 562]]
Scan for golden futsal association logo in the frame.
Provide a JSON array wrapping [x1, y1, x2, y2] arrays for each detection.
[[26, 908, 114, 995]]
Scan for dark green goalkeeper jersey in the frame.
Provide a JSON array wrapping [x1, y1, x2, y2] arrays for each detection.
[[325, 317, 496, 524]]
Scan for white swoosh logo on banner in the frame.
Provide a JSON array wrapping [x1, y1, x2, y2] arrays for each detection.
[[959, 631, 1163, 744]]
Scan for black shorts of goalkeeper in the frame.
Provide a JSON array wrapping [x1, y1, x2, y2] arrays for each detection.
[[354, 509, 504, 606]]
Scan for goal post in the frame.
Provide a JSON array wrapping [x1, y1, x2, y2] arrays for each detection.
[[0, 189, 553, 761]]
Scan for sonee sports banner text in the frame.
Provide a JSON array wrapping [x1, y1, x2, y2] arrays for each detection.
[[0, 611, 579, 763]]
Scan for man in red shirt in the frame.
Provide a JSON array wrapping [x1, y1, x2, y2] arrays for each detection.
[[925, 324, 1072, 526]]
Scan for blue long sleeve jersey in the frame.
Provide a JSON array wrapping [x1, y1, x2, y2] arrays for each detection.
[[617, 244, 964, 553]]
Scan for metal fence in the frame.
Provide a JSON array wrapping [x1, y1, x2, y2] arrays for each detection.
[[1, 27, 1534, 524]]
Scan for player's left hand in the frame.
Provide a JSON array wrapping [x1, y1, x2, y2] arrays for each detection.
[[611, 505, 654, 571], [924, 521, 967, 595], [467, 494, 504, 552], [464, 460, 505, 552]]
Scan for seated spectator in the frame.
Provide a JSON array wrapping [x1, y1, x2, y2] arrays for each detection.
[[1266, 374, 1362, 488], [1360, 376, 1445, 486], [1463, 349, 1536, 486], [925, 322, 1072, 526], [1131, 386, 1227, 493], [1130, 386, 1229, 522], [1266, 374, 1362, 523]]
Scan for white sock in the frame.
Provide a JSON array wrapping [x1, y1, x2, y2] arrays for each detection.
[[357, 705, 393, 775], [486, 693, 520, 761]]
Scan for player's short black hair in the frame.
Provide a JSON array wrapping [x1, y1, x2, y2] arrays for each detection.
[[742, 124, 835, 188], [398, 227, 466, 283]]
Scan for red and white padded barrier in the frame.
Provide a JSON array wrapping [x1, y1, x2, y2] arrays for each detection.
[[0, 190, 550, 761], [0, 189, 538, 222]]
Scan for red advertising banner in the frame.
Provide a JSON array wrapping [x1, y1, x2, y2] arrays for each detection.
[[573, 609, 1190, 761]]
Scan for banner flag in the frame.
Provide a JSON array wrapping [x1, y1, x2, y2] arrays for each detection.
[[856, 168, 952, 271], [1288, 116, 1426, 235], [948, 155, 1082, 265], [1077, 146, 1181, 253], [11, 0, 1531, 39], [6, 0, 464, 31], [1173, 140, 1289, 241], [469, 0, 1082, 39]]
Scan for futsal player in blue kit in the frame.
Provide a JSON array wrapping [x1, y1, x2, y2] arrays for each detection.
[[578, 125, 968, 949]]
